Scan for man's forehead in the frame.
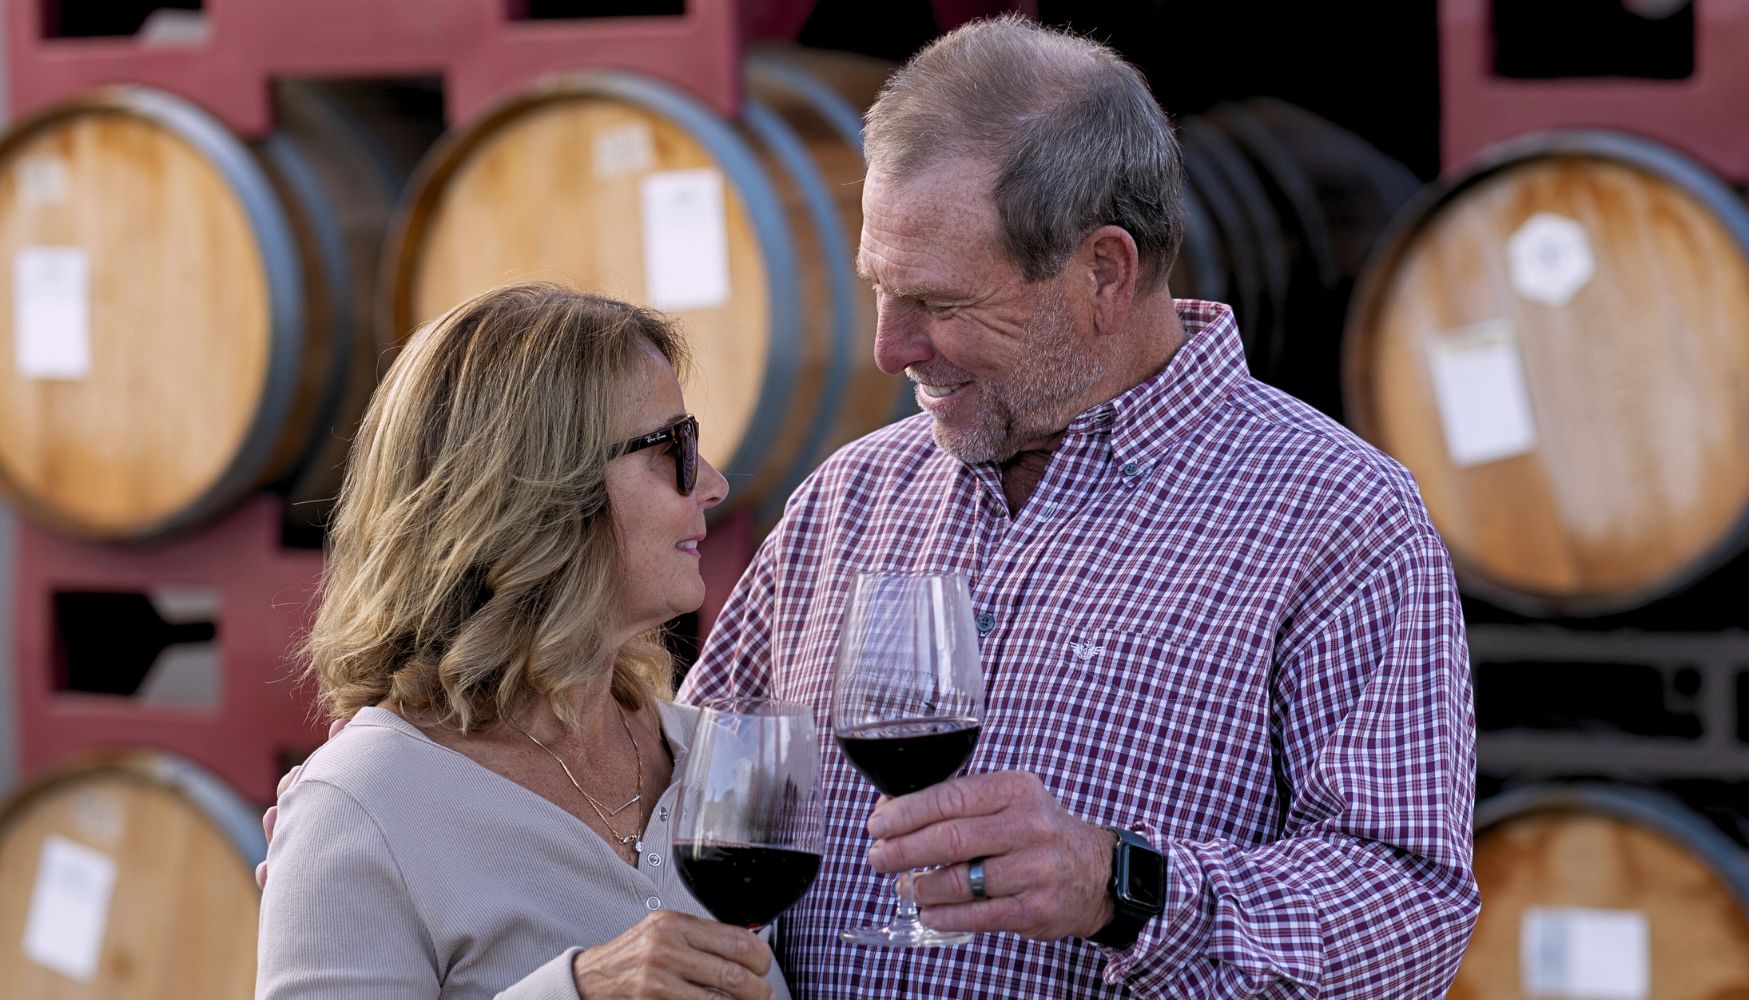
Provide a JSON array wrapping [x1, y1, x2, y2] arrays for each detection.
[[857, 164, 1001, 281]]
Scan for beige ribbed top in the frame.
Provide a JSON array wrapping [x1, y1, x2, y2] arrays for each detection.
[[255, 703, 791, 999]]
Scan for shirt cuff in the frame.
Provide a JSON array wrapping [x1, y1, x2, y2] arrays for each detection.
[[1098, 822, 1209, 986], [1098, 823, 1327, 995], [495, 948, 586, 1000]]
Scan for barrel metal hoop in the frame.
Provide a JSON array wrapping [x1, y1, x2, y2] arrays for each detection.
[[745, 54, 869, 153], [259, 132, 354, 496], [740, 99, 856, 518]]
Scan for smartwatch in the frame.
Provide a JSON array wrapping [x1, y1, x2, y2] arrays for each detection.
[[1089, 826, 1166, 949]]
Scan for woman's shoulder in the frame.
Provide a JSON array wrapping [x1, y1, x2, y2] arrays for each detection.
[[290, 706, 454, 802]]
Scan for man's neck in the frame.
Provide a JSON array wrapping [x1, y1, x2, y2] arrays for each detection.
[[999, 445, 1056, 514]]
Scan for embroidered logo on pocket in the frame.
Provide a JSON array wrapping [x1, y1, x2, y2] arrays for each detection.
[[1068, 641, 1106, 661]]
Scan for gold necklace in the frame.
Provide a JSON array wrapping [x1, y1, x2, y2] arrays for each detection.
[[509, 704, 646, 855]]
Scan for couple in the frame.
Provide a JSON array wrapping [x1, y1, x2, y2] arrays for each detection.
[[256, 15, 1479, 1000]]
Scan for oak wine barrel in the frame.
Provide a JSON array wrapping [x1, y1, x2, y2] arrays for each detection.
[[0, 84, 431, 541], [1343, 131, 1749, 617], [1451, 783, 1749, 1000], [0, 752, 265, 999], [382, 50, 906, 518]]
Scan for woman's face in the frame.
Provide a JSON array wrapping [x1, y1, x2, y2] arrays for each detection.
[[604, 344, 729, 636]]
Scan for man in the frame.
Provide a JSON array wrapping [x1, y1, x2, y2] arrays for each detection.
[[679, 14, 1478, 999]]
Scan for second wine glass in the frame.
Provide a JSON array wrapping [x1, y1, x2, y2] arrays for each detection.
[[832, 571, 984, 948], [672, 698, 824, 931]]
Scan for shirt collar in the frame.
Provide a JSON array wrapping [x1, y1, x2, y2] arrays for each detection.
[[1065, 299, 1247, 467]]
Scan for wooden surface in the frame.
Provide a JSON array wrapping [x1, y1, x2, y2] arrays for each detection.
[[389, 54, 900, 515], [391, 86, 772, 496], [1345, 148, 1749, 614], [0, 755, 260, 999], [0, 102, 272, 538], [1452, 803, 1749, 1000]]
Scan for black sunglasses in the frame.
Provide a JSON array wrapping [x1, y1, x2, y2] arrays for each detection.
[[609, 414, 698, 496]]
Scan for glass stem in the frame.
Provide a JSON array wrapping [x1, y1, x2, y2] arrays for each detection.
[[892, 869, 925, 929]]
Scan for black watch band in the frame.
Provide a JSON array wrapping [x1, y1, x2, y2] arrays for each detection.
[[1089, 826, 1166, 950]]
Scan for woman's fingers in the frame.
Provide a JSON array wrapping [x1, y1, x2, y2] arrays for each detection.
[[572, 912, 773, 1000]]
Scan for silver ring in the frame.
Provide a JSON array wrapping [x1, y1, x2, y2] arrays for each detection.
[[967, 857, 989, 901]]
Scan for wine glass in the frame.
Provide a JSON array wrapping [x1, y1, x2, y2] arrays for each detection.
[[832, 571, 984, 948], [672, 698, 824, 931]]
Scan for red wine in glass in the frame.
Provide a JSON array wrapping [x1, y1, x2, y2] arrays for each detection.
[[835, 718, 981, 797], [672, 844, 823, 929], [673, 698, 824, 930]]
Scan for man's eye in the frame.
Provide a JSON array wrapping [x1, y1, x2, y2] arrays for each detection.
[[922, 301, 954, 317]]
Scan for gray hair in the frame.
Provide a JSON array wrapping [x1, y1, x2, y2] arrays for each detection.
[[863, 14, 1186, 293]]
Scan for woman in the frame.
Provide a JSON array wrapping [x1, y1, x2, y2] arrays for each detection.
[[256, 283, 785, 999]]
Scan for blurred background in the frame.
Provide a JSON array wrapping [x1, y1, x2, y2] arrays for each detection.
[[0, 0, 1746, 996]]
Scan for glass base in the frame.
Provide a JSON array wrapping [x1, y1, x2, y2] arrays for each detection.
[[839, 923, 975, 948]]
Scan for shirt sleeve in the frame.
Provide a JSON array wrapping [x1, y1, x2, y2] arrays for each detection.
[[255, 779, 584, 1000], [1101, 510, 1481, 998]]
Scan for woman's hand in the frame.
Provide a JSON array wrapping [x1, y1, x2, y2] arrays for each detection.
[[257, 717, 350, 889], [572, 911, 773, 999]]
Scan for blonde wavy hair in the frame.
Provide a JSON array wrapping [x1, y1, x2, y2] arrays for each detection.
[[304, 283, 688, 731]]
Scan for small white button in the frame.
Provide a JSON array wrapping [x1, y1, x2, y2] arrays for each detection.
[[646, 896, 662, 910], [657, 806, 669, 822], [647, 852, 663, 867]]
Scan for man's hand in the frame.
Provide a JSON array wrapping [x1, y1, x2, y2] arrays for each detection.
[[865, 770, 1116, 940], [255, 716, 349, 889]]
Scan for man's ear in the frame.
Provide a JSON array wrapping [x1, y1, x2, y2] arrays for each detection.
[[1081, 224, 1140, 334]]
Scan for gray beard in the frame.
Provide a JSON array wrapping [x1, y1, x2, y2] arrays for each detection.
[[929, 289, 1106, 464]]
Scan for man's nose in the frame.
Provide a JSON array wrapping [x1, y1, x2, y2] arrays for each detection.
[[872, 300, 933, 375]]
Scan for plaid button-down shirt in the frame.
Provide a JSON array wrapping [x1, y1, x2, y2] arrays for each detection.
[[680, 301, 1479, 998]]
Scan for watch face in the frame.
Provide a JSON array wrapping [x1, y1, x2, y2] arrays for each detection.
[[1124, 846, 1166, 910]]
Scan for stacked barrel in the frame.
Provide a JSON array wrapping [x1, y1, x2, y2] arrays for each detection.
[[1338, 2, 1749, 996]]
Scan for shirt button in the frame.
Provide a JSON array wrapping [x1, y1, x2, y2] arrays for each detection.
[[975, 611, 996, 636], [657, 806, 669, 822], [646, 852, 663, 867], [1121, 461, 1142, 478], [646, 896, 662, 910]]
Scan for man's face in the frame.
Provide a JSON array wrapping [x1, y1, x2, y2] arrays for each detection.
[[858, 162, 1106, 464]]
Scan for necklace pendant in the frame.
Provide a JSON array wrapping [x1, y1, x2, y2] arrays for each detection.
[[629, 836, 644, 854], [602, 793, 640, 816]]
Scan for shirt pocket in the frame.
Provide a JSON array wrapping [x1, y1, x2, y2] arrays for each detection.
[[996, 624, 1277, 843]]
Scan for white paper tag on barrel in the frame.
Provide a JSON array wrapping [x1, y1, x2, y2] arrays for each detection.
[[1426, 319, 1538, 467], [595, 123, 656, 180], [13, 246, 92, 381], [22, 835, 117, 982], [1520, 905, 1650, 999], [17, 155, 70, 206], [640, 168, 731, 311], [1508, 212, 1596, 309]]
